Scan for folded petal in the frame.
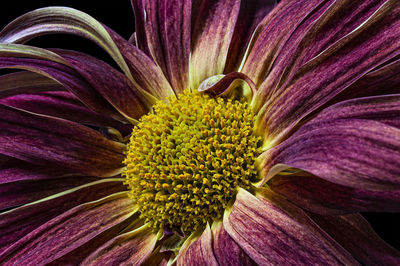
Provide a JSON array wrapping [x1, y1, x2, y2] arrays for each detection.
[[212, 222, 255, 266], [255, 0, 387, 107], [139, 0, 191, 94], [0, 104, 125, 177], [309, 213, 400, 265], [256, 0, 400, 144], [177, 224, 218, 265], [190, 0, 240, 89], [259, 96, 400, 190], [54, 49, 150, 121], [224, 0, 276, 73], [0, 191, 136, 265], [269, 173, 400, 214], [82, 224, 157, 265], [224, 188, 358, 265], [0, 179, 125, 253], [0, 175, 98, 210]]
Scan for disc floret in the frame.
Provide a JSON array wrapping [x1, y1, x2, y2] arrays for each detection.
[[123, 90, 261, 234]]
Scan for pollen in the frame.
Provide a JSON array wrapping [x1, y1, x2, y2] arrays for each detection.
[[123, 90, 261, 234]]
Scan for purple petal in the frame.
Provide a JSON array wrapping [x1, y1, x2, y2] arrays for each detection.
[[139, 0, 191, 94], [269, 173, 400, 214], [255, 0, 386, 108], [81, 224, 157, 265], [309, 213, 400, 265], [0, 104, 125, 176], [190, 0, 240, 89], [131, 0, 152, 56], [0, 175, 98, 210], [259, 96, 400, 190], [224, 188, 357, 265], [54, 49, 150, 120], [177, 224, 218, 265], [0, 192, 135, 264], [212, 222, 255, 266], [256, 1, 400, 144], [224, 0, 276, 73], [0, 179, 125, 253]]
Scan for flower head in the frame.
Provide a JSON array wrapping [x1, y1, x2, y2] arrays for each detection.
[[0, 0, 400, 265]]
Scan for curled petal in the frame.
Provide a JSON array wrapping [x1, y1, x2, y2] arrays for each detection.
[[0, 192, 136, 265], [82, 224, 158, 265], [0, 104, 125, 177], [224, 188, 358, 265]]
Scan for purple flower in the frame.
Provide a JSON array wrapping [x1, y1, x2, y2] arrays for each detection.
[[1, 0, 399, 265]]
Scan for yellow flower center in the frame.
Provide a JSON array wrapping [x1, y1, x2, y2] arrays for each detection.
[[123, 90, 261, 234]]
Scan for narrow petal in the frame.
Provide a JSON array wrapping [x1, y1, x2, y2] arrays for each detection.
[[212, 222, 255, 266], [131, 0, 152, 56], [54, 49, 150, 121], [177, 224, 218, 265], [0, 175, 98, 210], [0, 104, 125, 177], [140, 0, 191, 93], [256, 0, 400, 144], [309, 213, 400, 265], [0, 179, 125, 253], [255, 0, 386, 107], [224, 188, 358, 265], [259, 96, 400, 190], [0, 192, 136, 264], [224, 0, 276, 73], [190, 0, 240, 89], [269, 173, 400, 214], [82, 224, 157, 265]]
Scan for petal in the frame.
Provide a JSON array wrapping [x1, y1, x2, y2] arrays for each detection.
[[0, 191, 136, 264], [259, 96, 400, 190], [254, 0, 387, 107], [256, 0, 400, 144], [212, 222, 255, 266], [0, 179, 125, 253], [0, 175, 98, 210], [177, 224, 218, 266], [54, 49, 150, 121], [224, 188, 358, 265], [0, 104, 125, 177], [224, 0, 276, 73], [140, 0, 191, 94], [131, 0, 152, 56], [190, 0, 240, 89], [82, 224, 157, 265], [309, 213, 400, 265], [269, 173, 400, 214]]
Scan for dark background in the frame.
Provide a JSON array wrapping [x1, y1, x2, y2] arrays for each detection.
[[1, 1, 399, 250]]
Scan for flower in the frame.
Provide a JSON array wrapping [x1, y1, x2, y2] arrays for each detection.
[[0, 0, 399, 265]]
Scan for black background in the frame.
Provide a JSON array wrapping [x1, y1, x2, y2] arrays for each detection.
[[1, 1, 399, 250]]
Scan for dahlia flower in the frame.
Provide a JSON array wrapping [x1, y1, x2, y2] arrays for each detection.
[[0, 0, 399, 265]]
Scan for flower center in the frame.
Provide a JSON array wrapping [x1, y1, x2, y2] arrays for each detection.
[[123, 90, 261, 234]]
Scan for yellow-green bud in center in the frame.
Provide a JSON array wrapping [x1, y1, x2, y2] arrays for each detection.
[[123, 90, 261, 234]]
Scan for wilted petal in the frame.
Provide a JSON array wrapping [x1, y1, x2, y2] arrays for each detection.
[[224, 0, 276, 73], [190, 0, 240, 89], [255, 0, 387, 107], [82, 224, 157, 265], [224, 188, 358, 265], [0, 104, 125, 177], [269, 173, 400, 214], [0, 175, 98, 210], [54, 49, 150, 121], [212, 222, 255, 266], [256, 0, 400, 144], [177, 224, 218, 265], [0, 179, 125, 253], [139, 0, 191, 94], [259, 96, 400, 190], [309, 213, 400, 265], [0, 192, 136, 265]]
